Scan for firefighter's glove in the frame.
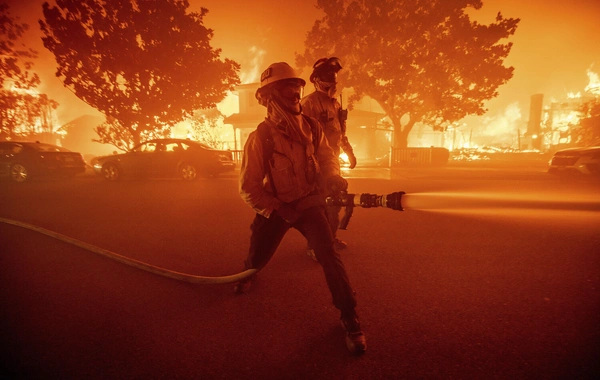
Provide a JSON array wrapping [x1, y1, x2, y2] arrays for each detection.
[[327, 175, 348, 194], [346, 150, 357, 169], [341, 136, 357, 169], [276, 203, 301, 224]]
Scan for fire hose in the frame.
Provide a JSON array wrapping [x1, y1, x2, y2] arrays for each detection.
[[0, 191, 405, 284], [0, 216, 257, 284]]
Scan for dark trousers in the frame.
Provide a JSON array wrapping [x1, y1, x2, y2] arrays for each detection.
[[326, 204, 341, 238], [245, 205, 357, 315]]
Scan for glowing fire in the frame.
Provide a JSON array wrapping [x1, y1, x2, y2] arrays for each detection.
[[3, 83, 63, 140], [171, 46, 266, 149], [545, 66, 599, 146], [585, 67, 600, 95]]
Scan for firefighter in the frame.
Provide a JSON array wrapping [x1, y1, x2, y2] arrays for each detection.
[[301, 57, 357, 259], [235, 62, 366, 355]]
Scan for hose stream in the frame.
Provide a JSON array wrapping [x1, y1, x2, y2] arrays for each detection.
[[0, 217, 257, 284]]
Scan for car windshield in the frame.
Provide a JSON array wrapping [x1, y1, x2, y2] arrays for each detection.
[[133, 141, 183, 153], [131, 140, 214, 153], [163, 142, 181, 152], [0, 143, 21, 154]]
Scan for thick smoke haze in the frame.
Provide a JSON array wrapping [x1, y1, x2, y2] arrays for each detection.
[[6, 0, 600, 136]]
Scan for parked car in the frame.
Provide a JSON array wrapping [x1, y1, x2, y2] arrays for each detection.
[[0, 141, 87, 183], [548, 146, 600, 175], [93, 138, 236, 181]]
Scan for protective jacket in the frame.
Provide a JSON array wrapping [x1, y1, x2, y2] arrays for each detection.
[[239, 116, 339, 218], [301, 90, 349, 158]]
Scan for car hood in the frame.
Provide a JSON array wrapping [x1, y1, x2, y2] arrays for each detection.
[[555, 146, 600, 155], [93, 153, 124, 163]]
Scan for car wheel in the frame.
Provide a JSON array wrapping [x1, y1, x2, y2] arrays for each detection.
[[10, 163, 28, 183], [587, 164, 600, 175], [102, 163, 121, 181], [179, 162, 198, 181]]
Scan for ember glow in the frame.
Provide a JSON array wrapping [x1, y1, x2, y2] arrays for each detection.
[[584, 68, 600, 95], [169, 45, 266, 148], [1, 82, 62, 139], [543, 67, 600, 147]]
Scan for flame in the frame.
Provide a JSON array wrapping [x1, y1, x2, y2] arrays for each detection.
[[7, 83, 37, 96], [339, 152, 349, 163], [217, 91, 239, 117], [585, 67, 600, 95], [4, 83, 62, 137], [540, 65, 600, 146], [479, 102, 522, 135], [170, 47, 265, 145]]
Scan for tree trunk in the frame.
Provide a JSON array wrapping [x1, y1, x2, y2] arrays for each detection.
[[393, 119, 416, 148], [130, 127, 141, 148]]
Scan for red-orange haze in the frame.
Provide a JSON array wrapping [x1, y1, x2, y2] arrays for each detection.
[[6, 0, 600, 141]]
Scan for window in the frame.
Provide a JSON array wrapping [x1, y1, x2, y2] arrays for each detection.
[[164, 142, 180, 152], [139, 142, 157, 153], [0, 143, 20, 154]]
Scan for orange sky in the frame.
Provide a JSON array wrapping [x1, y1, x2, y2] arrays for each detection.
[[6, 0, 600, 130]]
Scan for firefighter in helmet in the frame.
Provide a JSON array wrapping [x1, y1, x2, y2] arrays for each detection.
[[301, 57, 357, 258], [236, 62, 367, 355]]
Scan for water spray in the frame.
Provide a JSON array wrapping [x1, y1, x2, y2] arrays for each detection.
[[398, 191, 600, 212]]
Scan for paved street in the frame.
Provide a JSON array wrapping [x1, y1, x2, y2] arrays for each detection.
[[1, 165, 599, 379]]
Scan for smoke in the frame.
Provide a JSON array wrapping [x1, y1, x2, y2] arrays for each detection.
[[170, 46, 268, 140], [212, 46, 267, 118], [239, 46, 266, 84], [479, 102, 522, 136]]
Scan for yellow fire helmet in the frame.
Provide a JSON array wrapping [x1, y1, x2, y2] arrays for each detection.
[[256, 62, 306, 106]]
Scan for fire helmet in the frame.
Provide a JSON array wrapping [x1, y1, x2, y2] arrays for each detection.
[[309, 57, 342, 83], [255, 62, 306, 105]]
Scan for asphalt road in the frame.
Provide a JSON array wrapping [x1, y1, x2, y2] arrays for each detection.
[[1, 166, 599, 379]]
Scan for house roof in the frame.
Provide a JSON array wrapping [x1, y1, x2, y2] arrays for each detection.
[[348, 109, 385, 118], [223, 113, 264, 125]]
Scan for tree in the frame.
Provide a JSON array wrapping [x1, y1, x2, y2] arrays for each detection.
[[1, 1, 39, 140], [40, 0, 240, 150], [0, 90, 59, 140], [92, 116, 170, 152], [0, 2, 39, 91], [296, 0, 519, 148], [1, 2, 59, 141], [0, 90, 18, 139], [188, 107, 226, 149]]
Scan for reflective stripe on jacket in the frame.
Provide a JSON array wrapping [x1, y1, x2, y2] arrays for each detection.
[[239, 117, 339, 218]]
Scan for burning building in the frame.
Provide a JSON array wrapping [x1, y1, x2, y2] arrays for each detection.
[[541, 68, 600, 149]]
